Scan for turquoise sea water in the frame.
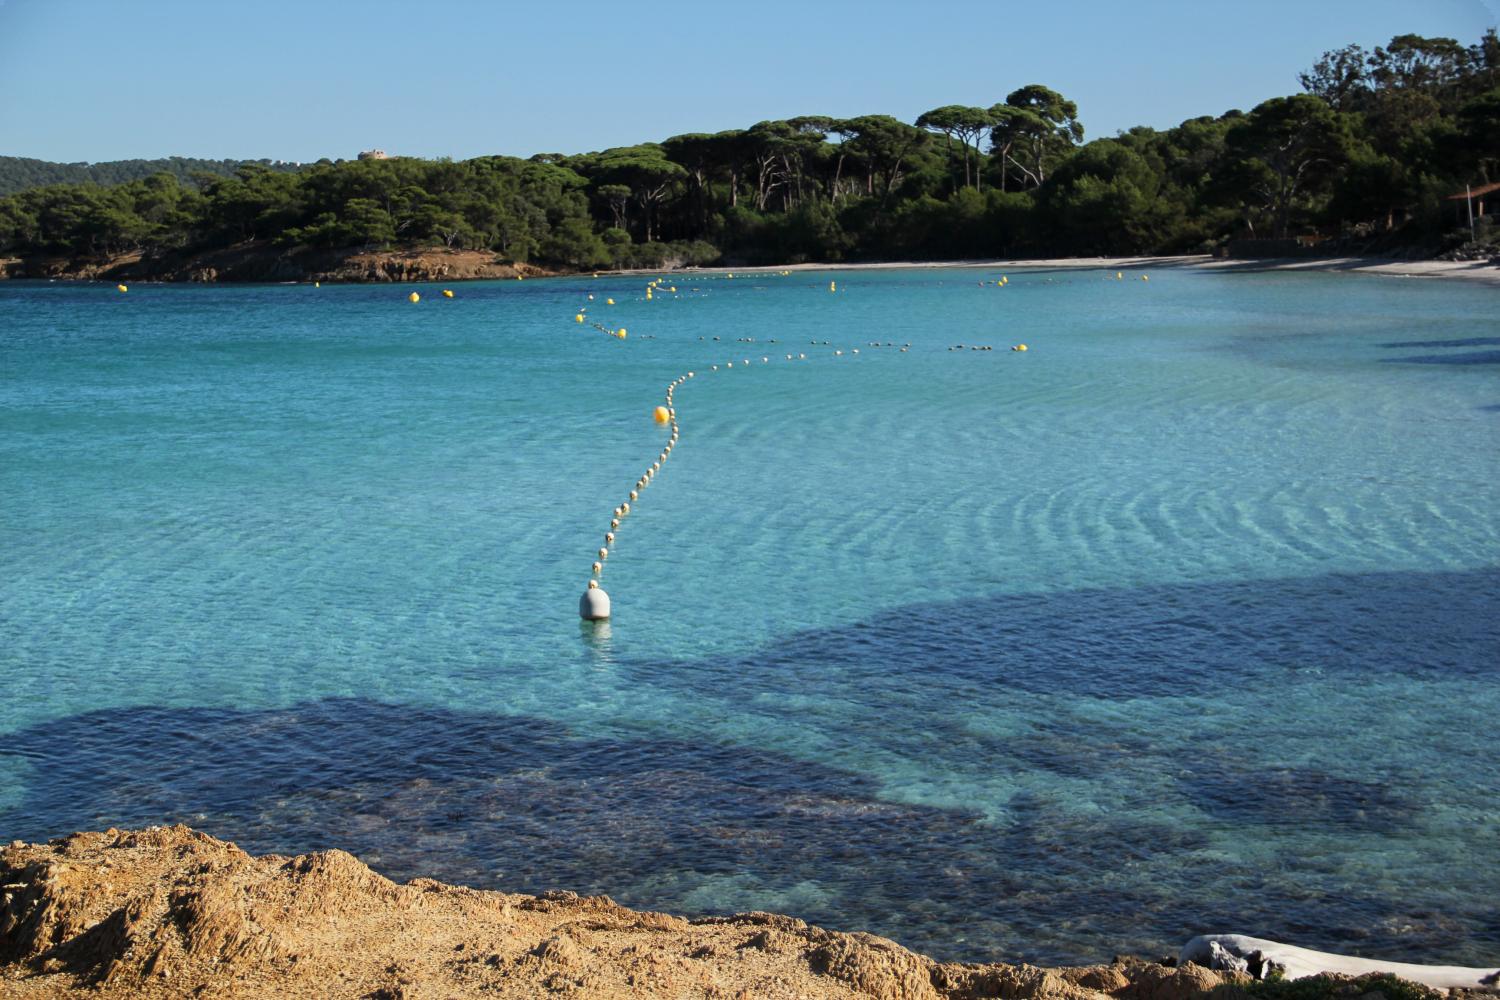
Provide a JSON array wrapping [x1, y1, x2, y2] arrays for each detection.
[[1, 266, 1497, 965]]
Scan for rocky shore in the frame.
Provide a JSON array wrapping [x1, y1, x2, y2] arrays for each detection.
[[0, 826, 1464, 1000], [0, 245, 551, 284]]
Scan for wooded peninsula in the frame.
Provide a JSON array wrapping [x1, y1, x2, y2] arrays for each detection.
[[2, 30, 1497, 279]]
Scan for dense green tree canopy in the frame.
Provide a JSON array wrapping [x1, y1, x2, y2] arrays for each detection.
[[3, 28, 1497, 271]]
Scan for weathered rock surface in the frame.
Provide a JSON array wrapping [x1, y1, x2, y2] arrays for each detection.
[[0, 825, 1255, 999]]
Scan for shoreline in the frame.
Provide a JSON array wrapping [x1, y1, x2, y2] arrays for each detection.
[[5, 251, 1498, 287], [5, 826, 1493, 999], [661, 255, 1500, 287], [11, 824, 1468, 1000], [0, 825, 1227, 999]]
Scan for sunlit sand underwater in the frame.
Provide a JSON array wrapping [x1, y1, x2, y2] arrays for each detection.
[[1, 266, 1497, 964]]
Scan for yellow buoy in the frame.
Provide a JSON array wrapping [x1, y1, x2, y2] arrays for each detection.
[[443, 289, 454, 298], [1014, 344, 1029, 352], [653, 406, 670, 425], [314, 281, 320, 288], [575, 314, 585, 323], [409, 291, 420, 303], [1142, 274, 1149, 281], [606, 298, 615, 305], [517, 275, 524, 281], [829, 281, 836, 292], [616, 328, 627, 339], [116, 284, 128, 293], [1116, 272, 1123, 280]]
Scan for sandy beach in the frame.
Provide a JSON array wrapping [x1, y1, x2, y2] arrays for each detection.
[[671, 256, 1500, 287]]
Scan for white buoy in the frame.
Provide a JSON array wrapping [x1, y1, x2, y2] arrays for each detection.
[[580, 586, 611, 620]]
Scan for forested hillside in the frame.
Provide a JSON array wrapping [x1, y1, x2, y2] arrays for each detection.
[[0, 157, 302, 197], [2, 30, 1496, 273]]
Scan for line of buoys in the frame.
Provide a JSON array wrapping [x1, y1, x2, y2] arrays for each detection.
[[582, 340, 904, 621], [582, 370, 687, 620]]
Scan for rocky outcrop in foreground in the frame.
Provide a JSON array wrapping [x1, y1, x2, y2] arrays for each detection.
[[0, 826, 1435, 999]]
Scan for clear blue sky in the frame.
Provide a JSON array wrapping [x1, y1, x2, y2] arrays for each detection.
[[1, 0, 1495, 163]]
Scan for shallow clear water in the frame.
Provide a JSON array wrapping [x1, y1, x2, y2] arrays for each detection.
[[1, 266, 1497, 965]]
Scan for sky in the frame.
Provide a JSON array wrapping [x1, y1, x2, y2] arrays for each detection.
[[1, 0, 1496, 164]]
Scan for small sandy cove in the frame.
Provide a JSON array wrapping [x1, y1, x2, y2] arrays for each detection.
[[700, 256, 1500, 287]]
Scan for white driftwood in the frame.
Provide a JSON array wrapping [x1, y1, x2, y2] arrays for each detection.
[[1180, 934, 1500, 992]]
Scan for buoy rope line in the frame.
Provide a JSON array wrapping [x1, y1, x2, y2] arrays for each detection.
[[589, 321, 628, 340], [578, 344, 904, 621]]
